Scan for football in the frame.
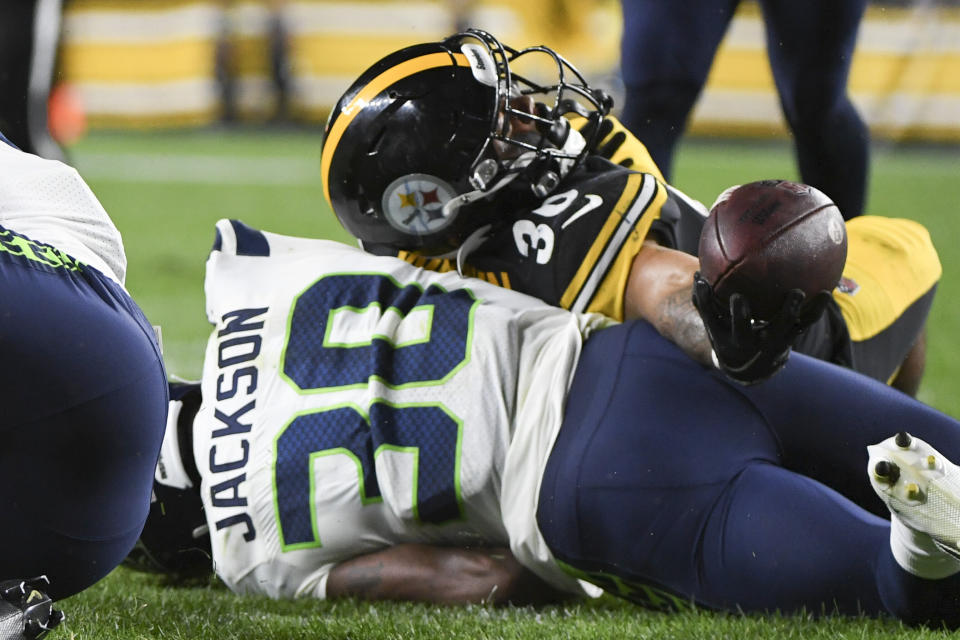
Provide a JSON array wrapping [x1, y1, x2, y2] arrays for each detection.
[[698, 180, 848, 319]]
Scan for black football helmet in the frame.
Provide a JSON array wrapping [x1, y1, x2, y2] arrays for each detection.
[[321, 28, 611, 255], [123, 383, 212, 579]]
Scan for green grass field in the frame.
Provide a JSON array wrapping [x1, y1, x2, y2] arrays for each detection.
[[53, 129, 960, 639]]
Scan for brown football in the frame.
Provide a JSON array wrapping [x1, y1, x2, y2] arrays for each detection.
[[698, 180, 848, 319]]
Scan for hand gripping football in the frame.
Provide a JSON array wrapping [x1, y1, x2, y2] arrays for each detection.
[[698, 180, 848, 320]]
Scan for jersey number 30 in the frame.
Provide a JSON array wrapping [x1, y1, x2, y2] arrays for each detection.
[[273, 274, 476, 550]]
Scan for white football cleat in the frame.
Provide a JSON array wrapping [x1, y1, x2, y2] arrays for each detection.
[[868, 432, 960, 562]]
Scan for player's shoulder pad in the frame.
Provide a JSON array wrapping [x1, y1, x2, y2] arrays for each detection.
[[211, 219, 270, 257], [578, 155, 636, 180], [649, 183, 709, 255], [559, 156, 639, 197], [565, 160, 670, 213]]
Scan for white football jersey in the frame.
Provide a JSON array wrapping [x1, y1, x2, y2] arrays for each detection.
[[194, 219, 612, 600], [0, 141, 126, 285]]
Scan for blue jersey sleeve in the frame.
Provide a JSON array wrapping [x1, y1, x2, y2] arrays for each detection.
[[0, 131, 19, 149]]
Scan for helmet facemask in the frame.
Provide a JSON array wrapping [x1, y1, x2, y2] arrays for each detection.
[[323, 28, 610, 255], [450, 29, 611, 200]]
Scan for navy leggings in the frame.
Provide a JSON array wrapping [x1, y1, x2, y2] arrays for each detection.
[[0, 232, 168, 599], [619, 0, 868, 218], [539, 320, 960, 626]]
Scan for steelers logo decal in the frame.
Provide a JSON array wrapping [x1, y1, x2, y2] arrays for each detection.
[[837, 276, 860, 295], [382, 174, 458, 235]]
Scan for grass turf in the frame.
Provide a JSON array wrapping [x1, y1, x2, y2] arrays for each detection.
[[50, 129, 960, 639]]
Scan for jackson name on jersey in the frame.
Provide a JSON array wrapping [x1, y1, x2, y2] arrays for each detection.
[[195, 219, 612, 599]]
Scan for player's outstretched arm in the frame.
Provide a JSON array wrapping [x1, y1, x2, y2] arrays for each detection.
[[326, 544, 569, 606], [623, 240, 713, 368]]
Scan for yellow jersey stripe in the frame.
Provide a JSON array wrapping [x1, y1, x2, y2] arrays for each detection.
[[583, 179, 668, 320], [564, 173, 659, 317], [396, 250, 420, 267], [321, 51, 468, 206], [560, 172, 645, 312]]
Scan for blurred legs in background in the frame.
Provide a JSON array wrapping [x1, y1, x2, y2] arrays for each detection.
[[214, 0, 292, 126], [0, 0, 66, 162], [619, 0, 869, 219]]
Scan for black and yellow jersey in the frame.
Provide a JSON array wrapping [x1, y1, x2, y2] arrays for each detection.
[[391, 157, 708, 321], [376, 157, 940, 386]]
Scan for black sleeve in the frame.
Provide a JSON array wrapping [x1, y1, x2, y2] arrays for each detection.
[[467, 166, 664, 318], [791, 298, 854, 369], [647, 184, 708, 256]]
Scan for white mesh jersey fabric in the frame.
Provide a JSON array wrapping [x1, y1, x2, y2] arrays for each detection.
[[0, 142, 126, 285], [195, 219, 611, 599]]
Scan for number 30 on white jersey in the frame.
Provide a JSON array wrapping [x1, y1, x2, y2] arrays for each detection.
[[195, 219, 609, 599]]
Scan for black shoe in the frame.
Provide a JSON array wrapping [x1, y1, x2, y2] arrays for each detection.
[[0, 576, 64, 639]]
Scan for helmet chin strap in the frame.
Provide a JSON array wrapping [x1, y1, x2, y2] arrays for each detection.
[[456, 224, 493, 275], [439, 162, 525, 221], [535, 126, 586, 194], [555, 125, 586, 172], [435, 126, 589, 262]]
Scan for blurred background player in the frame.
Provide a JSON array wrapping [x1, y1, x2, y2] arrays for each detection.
[[214, 0, 292, 125], [128, 217, 960, 628], [0, 135, 169, 606], [320, 30, 937, 392], [618, 0, 870, 219], [0, 0, 67, 161]]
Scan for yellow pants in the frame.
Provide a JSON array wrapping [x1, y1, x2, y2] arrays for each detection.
[[833, 216, 941, 383]]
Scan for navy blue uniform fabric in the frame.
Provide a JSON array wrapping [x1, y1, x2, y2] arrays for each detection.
[[618, 0, 868, 219], [539, 320, 960, 623], [0, 227, 168, 599]]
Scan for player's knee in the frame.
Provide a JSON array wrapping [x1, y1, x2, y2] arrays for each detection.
[[777, 76, 856, 134]]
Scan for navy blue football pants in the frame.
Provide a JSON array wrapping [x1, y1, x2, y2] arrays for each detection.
[[539, 320, 960, 625], [619, 0, 868, 219], [0, 235, 168, 599]]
